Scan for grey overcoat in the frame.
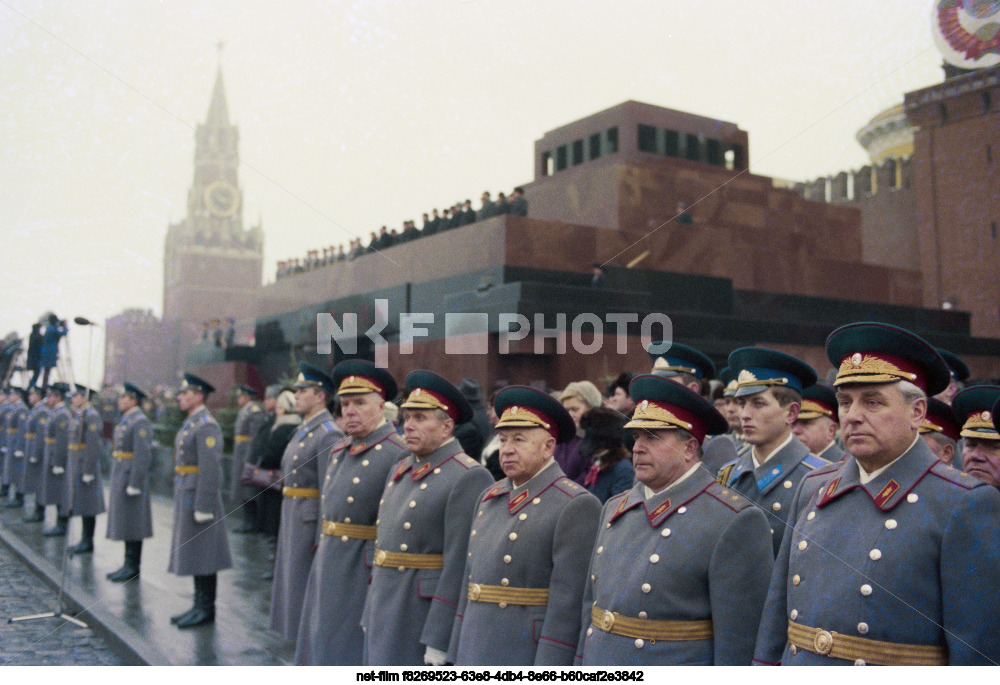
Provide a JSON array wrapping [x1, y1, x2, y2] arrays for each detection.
[[105, 406, 154, 541]]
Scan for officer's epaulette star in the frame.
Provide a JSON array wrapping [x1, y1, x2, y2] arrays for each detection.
[[456, 454, 479, 469], [553, 477, 586, 497], [706, 481, 754, 512], [929, 460, 982, 490]]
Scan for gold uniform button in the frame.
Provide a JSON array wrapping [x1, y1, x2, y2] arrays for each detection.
[[344, 517, 351, 523], [587, 627, 593, 637], [661, 528, 671, 538], [807, 511, 816, 520], [907, 493, 918, 503], [471, 530, 477, 537], [790, 609, 798, 620], [532, 497, 541, 505], [433, 468, 441, 474], [884, 519, 897, 530], [509, 532, 517, 541], [518, 513, 527, 521], [500, 578, 509, 587], [325, 475, 330, 482], [299, 442, 304, 447], [869, 549, 881, 561], [374, 445, 382, 451], [420, 483, 427, 490], [409, 501, 416, 508], [854, 659, 866, 666], [637, 611, 647, 619], [478, 511, 483, 517], [649, 554, 659, 564], [678, 506, 687, 514], [772, 502, 781, 512], [341, 536, 349, 542], [400, 544, 408, 551], [783, 480, 793, 489], [606, 523, 611, 529], [860, 584, 873, 596], [857, 622, 869, 635], [498, 602, 507, 609], [333, 459, 339, 465], [379, 498, 384, 505], [798, 540, 807, 551], [591, 575, 596, 582], [362, 459, 370, 466], [347, 496, 354, 503], [503, 555, 511, 564], [641, 583, 651, 594], [597, 546, 604, 554], [292, 456, 299, 461], [792, 574, 801, 586], [721, 490, 729, 495], [634, 639, 644, 649], [352, 477, 359, 484], [403, 522, 411, 530]]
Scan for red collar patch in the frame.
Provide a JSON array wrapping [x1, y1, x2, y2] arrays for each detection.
[[874, 479, 900, 508]]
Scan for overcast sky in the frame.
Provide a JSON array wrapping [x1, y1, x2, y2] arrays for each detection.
[[0, 0, 945, 387]]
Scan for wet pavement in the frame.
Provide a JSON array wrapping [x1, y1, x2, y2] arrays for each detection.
[[0, 491, 295, 665]]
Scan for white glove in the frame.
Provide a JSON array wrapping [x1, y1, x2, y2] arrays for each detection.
[[52, 466, 65, 475], [193, 510, 214, 524], [14, 450, 23, 458], [82, 474, 95, 484], [29, 458, 38, 464], [126, 486, 142, 496], [424, 646, 447, 666]]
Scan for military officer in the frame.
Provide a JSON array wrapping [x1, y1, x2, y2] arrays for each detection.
[[5, 387, 30, 508], [269, 362, 343, 642], [232, 383, 267, 533], [791, 383, 846, 463], [362, 371, 494, 666], [296, 361, 405, 665], [934, 347, 969, 405], [717, 347, 827, 555], [20, 387, 49, 522], [919, 397, 961, 465], [105, 382, 154, 581], [717, 367, 748, 453], [953, 385, 1000, 491], [448, 387, 602, 666], [754, 322, 1000, 665], [168, 373, 232, 629], [40, 382, 72, 536], [576, 374, 773, 665], [65, 385, 106, 554], [647, 341, 737, 474]]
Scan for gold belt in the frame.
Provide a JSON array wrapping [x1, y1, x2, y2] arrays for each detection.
[[45, 438, 56, 444], [591, 606, 713, 641], [468, 583, 549, 606], [787, 620, 948, 666], [69, 443, 84, 450], [373, 549, 444, 569], [113, 451, 134, 460], [6, 428, 16, 434], [234, 435, 250, 442], [25, 433, 36, 439], [282, 487, 320, 498], [175, 465, 199, 474], [322, 520, 377, 540]]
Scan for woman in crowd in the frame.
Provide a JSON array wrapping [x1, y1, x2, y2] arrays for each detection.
[[556, 380, 604, 483]]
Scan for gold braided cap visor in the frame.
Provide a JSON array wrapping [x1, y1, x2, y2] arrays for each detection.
[[960, 410, 1000, 440], [336, 375, 384, 397]]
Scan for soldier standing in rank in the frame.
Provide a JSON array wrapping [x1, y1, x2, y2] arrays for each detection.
[[20, 387, 49, 522], [40, 382, 72, 536], [576, 374, 773, 665], [919, 397, 962, 465], [716, 348, 828, 555], [295, 361, 406, 665], [791, 384, 846, 463], [64, 385, 106, 554], [716, 367, 748, 453], [754, 323, 1000, 665], [952, 385, 1000, 491], [168, 373, 232, 629], [647, 341, 737, 474], [0, 389, 12, 500], [269, 362, 343, 642], [448, 387, 601, 666], [362, 371, 494, 666], [232, 384, 267, 534], [105, 383, 154, 581], [5, 387, 30, 509]]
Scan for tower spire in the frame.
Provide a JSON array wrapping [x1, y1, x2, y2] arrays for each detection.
[[206, 44, 229, 126]]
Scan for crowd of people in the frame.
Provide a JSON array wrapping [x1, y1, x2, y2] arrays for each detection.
[[3, 321, 1000, 666], [275, 188, 528, 279]]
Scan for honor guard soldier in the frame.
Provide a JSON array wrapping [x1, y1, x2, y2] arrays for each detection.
[[576, 375, 773, 665], [791, 384, 846, 463], [21, 387, 49, 522], [232, 384, 267, 533], [717, 367, 748, 453], [754, 322, 1000, 665], [362, 371, 494, 666], [919, 397, 962, 466], [168, 373, 233, 629], [269, 362, 343, 642], [717, 348, 826, 555], [296, 361, 406, 665], [5, 387, 29, 508], [0, 389, 12, 500], [105, 382, 154, 581], [953, 385, 1000, 491], [448, 387, 602, 666], [647, 341, 737, 474], [65, 385, 106, 554], [40, 382, 72, 536]]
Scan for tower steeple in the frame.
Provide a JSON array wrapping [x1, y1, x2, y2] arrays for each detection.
[[205, 66, 230, 127]]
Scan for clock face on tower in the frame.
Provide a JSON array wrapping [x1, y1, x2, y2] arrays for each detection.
[[203, 180, 240, 218]]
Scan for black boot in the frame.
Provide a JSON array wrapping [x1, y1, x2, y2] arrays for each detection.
[[234, 499, 259, 534], [107, 540, 141, 582], [68, 516, 96, 554], [0, 483, 9, 498], [42, 514, 69, 536], [22, 502, 44, 523], [176, 574, 215, 628], [5, 491, 24, 508], [171, 576, 201, 624]]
